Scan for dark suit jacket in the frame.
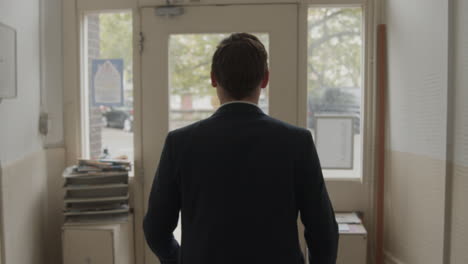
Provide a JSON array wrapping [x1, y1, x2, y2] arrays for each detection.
[[143, 102, 339, 264]]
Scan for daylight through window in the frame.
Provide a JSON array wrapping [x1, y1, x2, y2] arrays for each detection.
[[82, 11, 134, 167], [307, 7, 363, 179]]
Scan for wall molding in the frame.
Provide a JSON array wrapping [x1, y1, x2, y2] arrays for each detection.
[[384, 251, 405, 264], [0, 161, 4, 264]]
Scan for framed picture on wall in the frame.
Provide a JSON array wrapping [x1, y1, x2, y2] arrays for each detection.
[[0, 22, 17, 100]]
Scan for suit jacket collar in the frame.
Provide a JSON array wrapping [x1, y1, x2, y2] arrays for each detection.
[[212, 101, 265, 117]]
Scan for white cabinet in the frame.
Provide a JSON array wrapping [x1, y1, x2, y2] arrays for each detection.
[[306, 223, 367, 264], [336, 225, 367, 264], [62, 215, 134, 264]]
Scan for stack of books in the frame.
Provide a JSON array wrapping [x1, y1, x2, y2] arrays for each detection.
[[63, 159, 131, 222]]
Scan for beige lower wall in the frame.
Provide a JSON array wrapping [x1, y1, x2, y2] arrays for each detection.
[[0, 148, 65, 264], [0, 139, 459, 264], [384, 250, 404, 264], [1, 151, 48, 264], [450, 0, 468, 261], [45, 148, 66, 264], [383, 150, 446, 264], [327, 181, 369, 212], [449, 163, 468, 264], [0, 165, 3, 264]]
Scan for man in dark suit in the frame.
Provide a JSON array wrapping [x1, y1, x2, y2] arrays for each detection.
[[144, 33, 338, 264]]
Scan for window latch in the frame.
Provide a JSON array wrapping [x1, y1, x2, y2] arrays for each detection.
[[139, 32, 144, 54]]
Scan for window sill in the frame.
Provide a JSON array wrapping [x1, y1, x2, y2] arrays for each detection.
[[324, 175, 362, 182]]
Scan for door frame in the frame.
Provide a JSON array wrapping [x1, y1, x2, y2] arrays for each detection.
[[140, 4, 300, 263], [62, 1, 379, 264]]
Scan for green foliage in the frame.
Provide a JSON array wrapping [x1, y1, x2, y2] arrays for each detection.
[[96, 8, 362, 103], [168, 34, 269, 96], [99, 12, 133, 83], [169, 34, 226, 96], [308, 7, 362, 95]]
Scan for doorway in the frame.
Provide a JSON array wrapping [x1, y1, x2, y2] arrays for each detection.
[[71, 2, 371, 264], [140, 4, 299, 263]]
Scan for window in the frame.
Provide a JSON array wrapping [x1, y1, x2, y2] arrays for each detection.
[[168, 33, 269, 131], [82, 11, 134, 163], [307, 7, 363, 179]]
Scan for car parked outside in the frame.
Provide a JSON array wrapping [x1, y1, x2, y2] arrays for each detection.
[[101, 106, 134, 132], [307, 88, 361, 134]]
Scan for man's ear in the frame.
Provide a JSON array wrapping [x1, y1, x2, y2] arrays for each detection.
[[211, 72, 217, 88], [260, 70, 270, 88]]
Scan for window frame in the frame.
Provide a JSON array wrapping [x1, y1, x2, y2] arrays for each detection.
[[64, 0, 376, 179], [64, 4, 145, 264], [79, 9, 135, 161], [298, 1, 375, 184]]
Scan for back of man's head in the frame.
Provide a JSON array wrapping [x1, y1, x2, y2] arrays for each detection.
[[211, 33, 268, 100]]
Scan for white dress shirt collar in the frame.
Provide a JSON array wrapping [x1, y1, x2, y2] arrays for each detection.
[[219, 100, 259, 108]]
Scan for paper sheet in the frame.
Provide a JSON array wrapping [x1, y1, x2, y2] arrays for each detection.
[[339, 224, 350, 232], [335, 212, 361, 224]]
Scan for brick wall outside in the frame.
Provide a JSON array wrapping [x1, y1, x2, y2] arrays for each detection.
[[87, 14, 103, 159]]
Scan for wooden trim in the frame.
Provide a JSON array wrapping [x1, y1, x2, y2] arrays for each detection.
[[63, 0, 82, 166], [137, 0, 367, 7], [375, 23, 387, 264]]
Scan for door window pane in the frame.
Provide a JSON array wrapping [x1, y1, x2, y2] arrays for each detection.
[[169, 34, 269, 131], [83, 12, 134, 164], [307, 7, 363, 178], [168, 33, 268, 243]]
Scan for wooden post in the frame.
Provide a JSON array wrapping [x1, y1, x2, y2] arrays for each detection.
[[376, 24, 388, 264]]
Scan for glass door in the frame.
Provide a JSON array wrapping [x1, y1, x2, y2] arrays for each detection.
[[140, 4, 298, 264]]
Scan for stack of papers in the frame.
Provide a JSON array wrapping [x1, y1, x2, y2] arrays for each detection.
[[77, 158, 132, 171], [63, 159, 131, 222], [335, 212, 365, 234], [335, 212, 362, 224]]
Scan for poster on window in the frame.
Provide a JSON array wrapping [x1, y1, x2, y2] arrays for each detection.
[[315, 115, 354, 169], [91, 59, 124, 107], [0, 23, 17, 99]]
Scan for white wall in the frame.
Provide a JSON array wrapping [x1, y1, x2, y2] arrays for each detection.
[[0, 0, 65, 263], [41, 0, 64, 147], [385, 0, 448, 159], [384, 0, 449, 263], [0, 0, 45, 262], [0, 0, 63, 156], [385, 0, 468, 263], [0, 0, 43, 165]]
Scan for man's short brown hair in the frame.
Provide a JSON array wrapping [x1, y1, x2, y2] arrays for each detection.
[[211, 33, 268, 100]]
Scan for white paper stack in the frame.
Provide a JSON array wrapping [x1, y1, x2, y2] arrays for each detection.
[[335, 212, 366, 234], [63, 159, 131, 221]]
